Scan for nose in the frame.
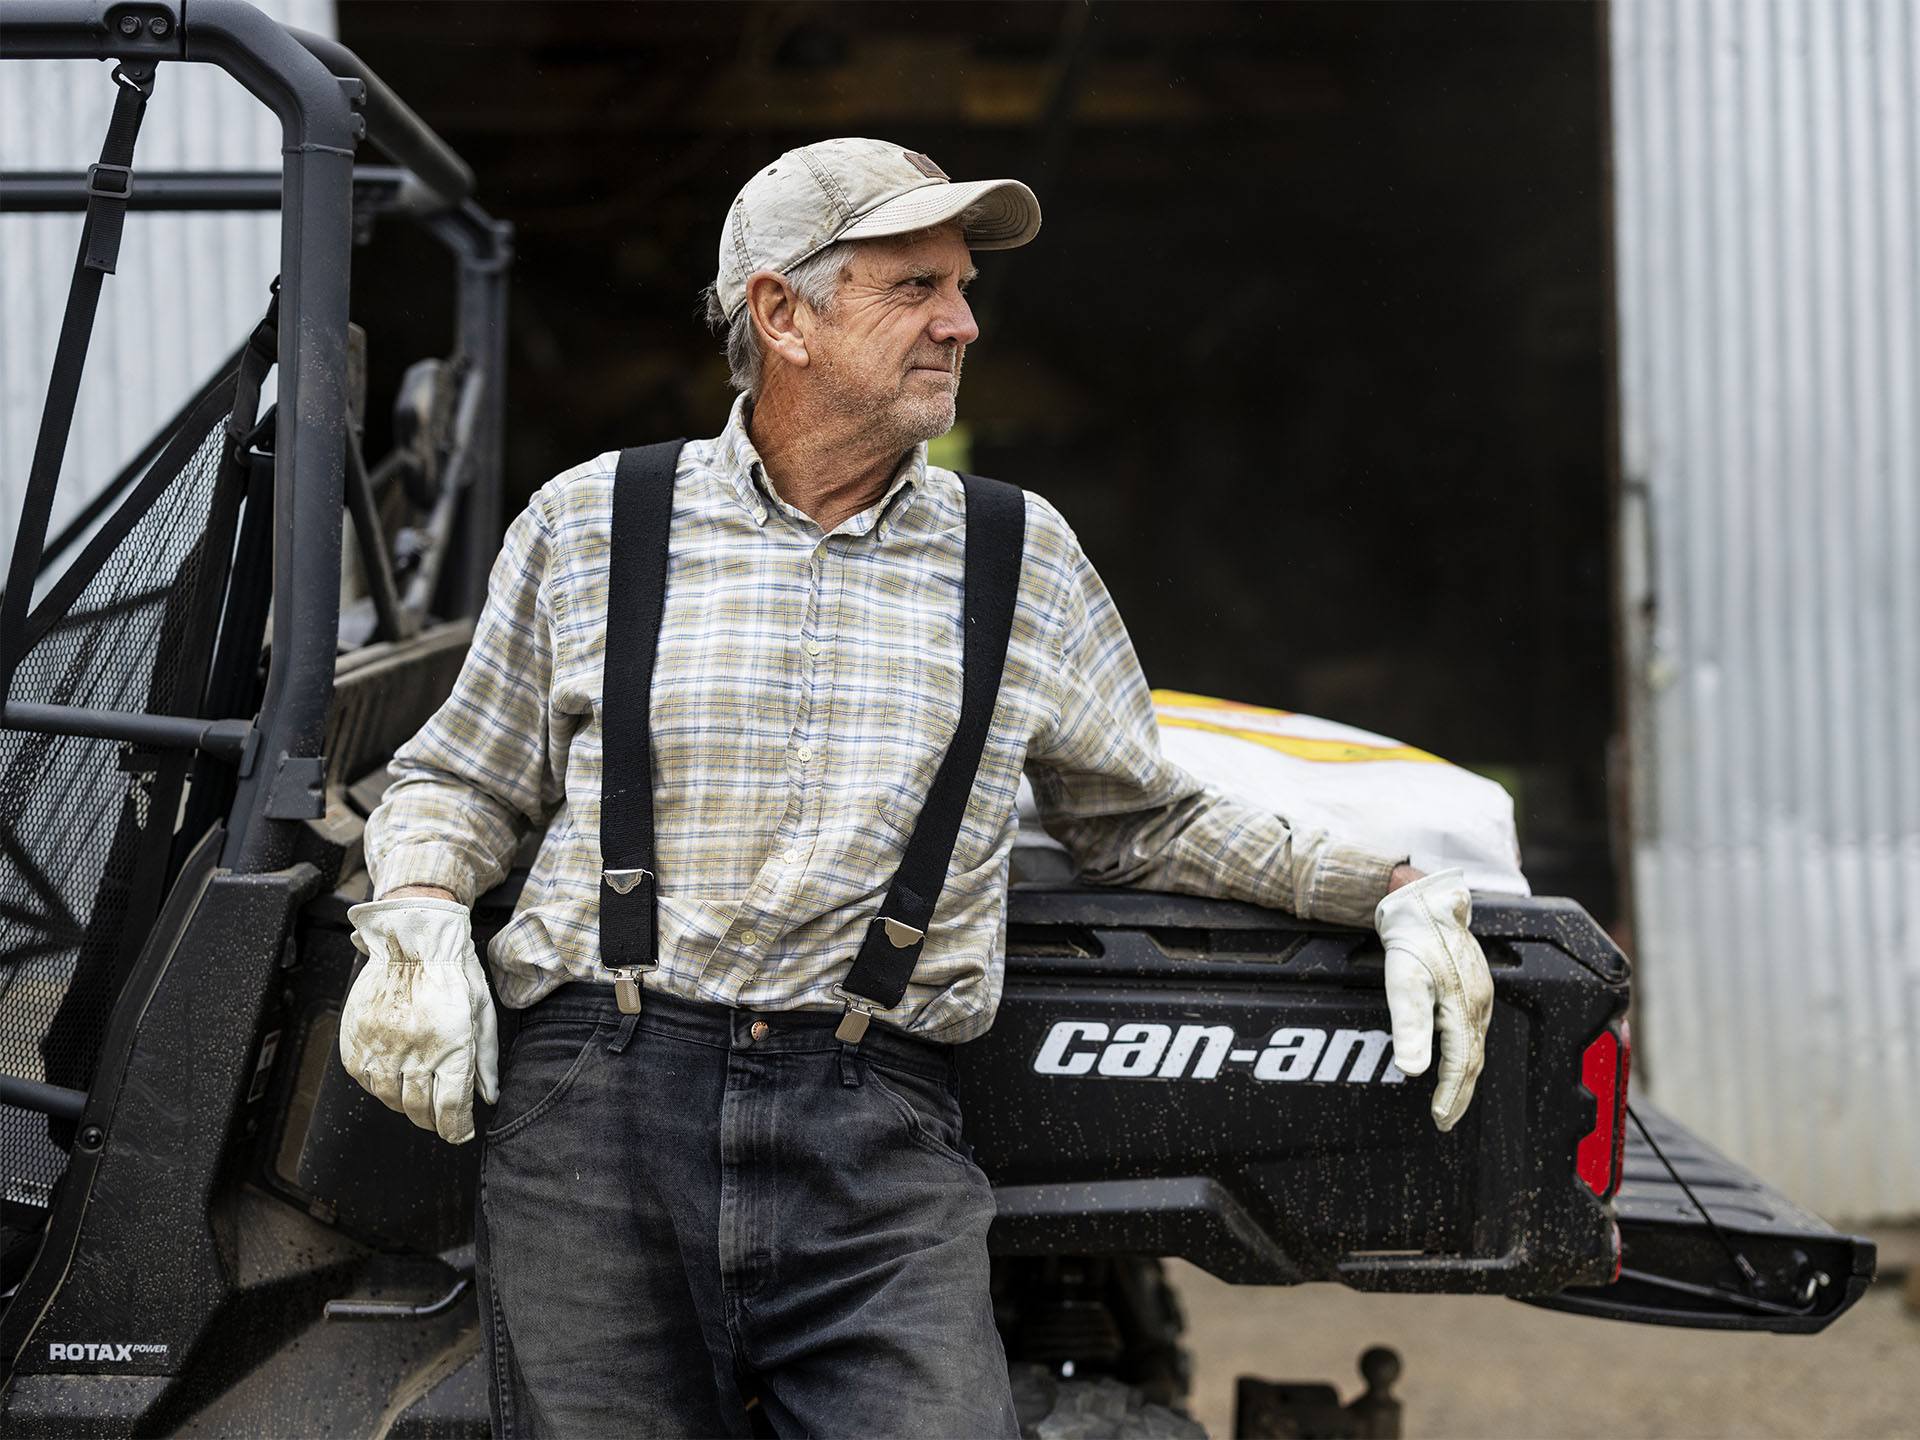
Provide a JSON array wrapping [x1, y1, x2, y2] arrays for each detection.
[[929, 288, 980, 348]]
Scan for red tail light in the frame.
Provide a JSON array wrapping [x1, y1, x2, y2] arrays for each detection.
[[1613, 1019, 1632, 1186], [1576, 1020, 1631, 1199]]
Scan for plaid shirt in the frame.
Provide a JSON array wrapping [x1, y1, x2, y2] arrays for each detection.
[[363, 395, 1404, 1042]]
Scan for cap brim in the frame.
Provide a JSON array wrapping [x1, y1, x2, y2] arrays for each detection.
[[837, 177, 1042, 251]]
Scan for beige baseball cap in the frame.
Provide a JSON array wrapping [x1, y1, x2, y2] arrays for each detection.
[[714, 137, 1041, 321]]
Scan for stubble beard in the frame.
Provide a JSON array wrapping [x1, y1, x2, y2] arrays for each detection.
[[898, 345, 964, 447], [815, 343, 965, 454]]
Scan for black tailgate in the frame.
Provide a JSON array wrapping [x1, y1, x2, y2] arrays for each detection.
[[962, 885, 1632, 1296], [1529, 1101, 1876, 1333]]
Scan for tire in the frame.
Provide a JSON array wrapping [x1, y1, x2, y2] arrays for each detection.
[[1009, 1363, 1210, 1440]]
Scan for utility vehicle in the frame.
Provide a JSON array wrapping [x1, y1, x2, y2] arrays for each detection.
[[0, 5, 1875, 1435]]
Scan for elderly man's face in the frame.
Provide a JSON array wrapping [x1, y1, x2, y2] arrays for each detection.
[[803, 224, 979, 449]]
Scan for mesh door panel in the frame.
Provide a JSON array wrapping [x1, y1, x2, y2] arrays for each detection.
[[0, 416, 231, 1210]]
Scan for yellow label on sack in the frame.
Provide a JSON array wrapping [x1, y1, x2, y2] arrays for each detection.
[[1151, 689, 1290, 716], [1150, 690, 1445, 766]]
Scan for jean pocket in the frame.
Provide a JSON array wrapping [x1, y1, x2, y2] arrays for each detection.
[[484, 1014, 611, 1145], [864, 1057, 973, 1167]]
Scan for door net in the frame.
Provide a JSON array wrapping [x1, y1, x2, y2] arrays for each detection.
[[0, 359, 252, 1225]]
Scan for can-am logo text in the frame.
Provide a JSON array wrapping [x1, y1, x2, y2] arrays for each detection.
[[1032, 1021, 1409, 1084], [47, 1342, 169, 1363]]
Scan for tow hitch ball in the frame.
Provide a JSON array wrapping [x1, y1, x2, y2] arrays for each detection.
[[1234, 1345, 1402, 1440]]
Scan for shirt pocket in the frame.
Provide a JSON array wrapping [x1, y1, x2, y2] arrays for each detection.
[[872, 647, 962, 840]]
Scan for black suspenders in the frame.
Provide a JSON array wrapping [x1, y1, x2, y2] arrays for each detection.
[[830, 473, 1025, 1040], [597, 443, 1029, 1043], [598, 441, 685, 1010]]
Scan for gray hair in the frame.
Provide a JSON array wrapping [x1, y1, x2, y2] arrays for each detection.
[[701, 203, 991, 397], [701, 244, 852, 397]]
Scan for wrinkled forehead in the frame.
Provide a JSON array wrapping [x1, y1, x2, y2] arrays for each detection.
[[842, 223, 976, 278]]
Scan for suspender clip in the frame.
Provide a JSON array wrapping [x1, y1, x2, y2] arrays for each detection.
[[831, 986, 880, 1045], [875, 915, 925, 949], [611, 961, 657, 1015], [602, 866, 653, 895]]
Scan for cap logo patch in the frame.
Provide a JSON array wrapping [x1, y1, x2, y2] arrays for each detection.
[[902, 151, 950, 181]]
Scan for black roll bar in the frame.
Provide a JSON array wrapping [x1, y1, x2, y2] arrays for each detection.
[[1, 702, 253, 759], [0, 4, 469, 215], [0, 1076, 89, 1125], [284, 27, 473, 209], [0, 170, 286, 211], [0, 166, 454, 217], [0, 2, 507, 871], [1, 5, 329, 873]]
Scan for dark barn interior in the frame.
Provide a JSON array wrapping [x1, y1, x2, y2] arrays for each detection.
[[337, 0, 1619, 924]]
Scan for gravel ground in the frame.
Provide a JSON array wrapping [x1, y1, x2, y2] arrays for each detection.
[[1165, 1260, 1919, 1439]]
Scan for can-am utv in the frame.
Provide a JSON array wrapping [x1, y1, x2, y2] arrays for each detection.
[[0, 5, 1876, 1436]]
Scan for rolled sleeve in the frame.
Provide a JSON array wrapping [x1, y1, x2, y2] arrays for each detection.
[[1023, 514, 1405, 927], [363, 490, 567, 906]]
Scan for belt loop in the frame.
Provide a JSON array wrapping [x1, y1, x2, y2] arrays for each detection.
[[606, 1010, 641, 1055], [838, 1042, 862, 1088]]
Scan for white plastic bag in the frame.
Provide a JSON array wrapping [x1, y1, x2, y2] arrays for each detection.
[[1017, 688, 1529, 896]]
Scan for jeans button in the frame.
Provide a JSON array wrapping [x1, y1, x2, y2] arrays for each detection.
[[750, 1019, 770, 1041]]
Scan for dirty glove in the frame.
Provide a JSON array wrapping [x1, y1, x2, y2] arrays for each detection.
[[340, 896, 499, 1144], [1376, 868, 1494, 1132]]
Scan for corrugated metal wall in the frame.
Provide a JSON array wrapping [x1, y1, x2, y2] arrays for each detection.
[[0, 0, 335, 596], [1612, 0, 1920, 1222]]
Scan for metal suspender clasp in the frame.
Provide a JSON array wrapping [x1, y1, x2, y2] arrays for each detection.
[[831, 987, 880, 1045], [831, 914, 925, 1044], [603, 867, 658, 1013], [875, 915, 926, 950], [611, 967, 655, 1015]]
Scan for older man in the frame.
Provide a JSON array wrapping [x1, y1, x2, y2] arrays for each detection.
[[343, 138, 1493, 1438]]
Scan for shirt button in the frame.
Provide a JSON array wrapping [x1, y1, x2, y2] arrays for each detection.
[[796, 745, 813, 763], [784, 846, 802, 864], [750, 1019, 770, 1041], [740, 928, 760, 948], [805, 640, 823, 657]]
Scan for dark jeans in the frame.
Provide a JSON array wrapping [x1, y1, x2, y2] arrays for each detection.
[[473, 980, 1020, 1439]]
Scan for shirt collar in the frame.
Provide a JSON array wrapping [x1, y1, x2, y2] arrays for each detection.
[[715, 392, 926, 540]]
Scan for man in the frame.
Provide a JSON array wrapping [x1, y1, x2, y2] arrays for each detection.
[[344, 137, 1493, 1438]]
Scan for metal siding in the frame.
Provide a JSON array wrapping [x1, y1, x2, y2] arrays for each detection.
[[0, 0, 335, 595], [1614, 0, 1920, 1221]]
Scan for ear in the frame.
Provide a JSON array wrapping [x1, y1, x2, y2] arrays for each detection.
[[745, 270, 811, 369]]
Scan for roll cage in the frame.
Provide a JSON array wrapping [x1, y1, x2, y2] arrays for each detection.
[[0, 0, 508, 1284]]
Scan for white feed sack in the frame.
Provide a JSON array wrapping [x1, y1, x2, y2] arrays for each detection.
[[1015, 689, 1530, 897]]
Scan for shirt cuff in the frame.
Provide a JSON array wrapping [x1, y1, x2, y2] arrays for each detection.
[[369, 843, 479, 906], [1301, 837, 1407, 928]]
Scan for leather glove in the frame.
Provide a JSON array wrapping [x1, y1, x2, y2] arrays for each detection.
[[1375, 868, 1494, 1132], [340, 896, 500, 1144]]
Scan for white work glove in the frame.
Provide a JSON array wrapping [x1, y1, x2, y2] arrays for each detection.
[[340, 896, 499, 1144], [1375, 868, 1494, 1132]]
